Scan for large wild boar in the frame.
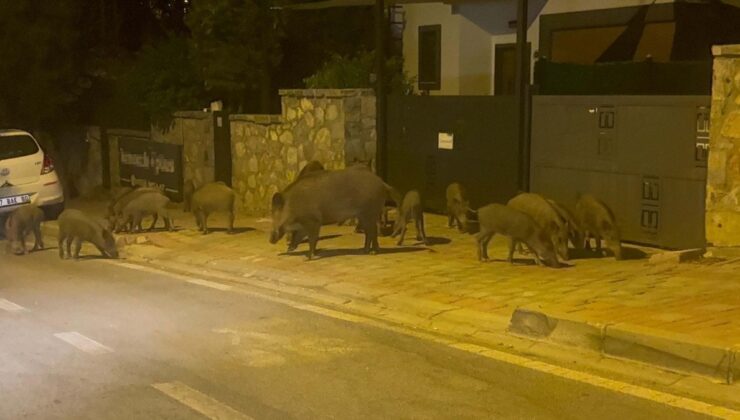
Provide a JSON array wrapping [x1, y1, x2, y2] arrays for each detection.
[[575, 194, 622, 260], [118, 192, 173, 233], [507, 193, 569, 261], [476, 204, 558, 267], [4, 205, 44, 255], [58, 209, 118, 259], [446, 183, 469, 232], [298, 160, 325, 178], [183, 180, 195, 212], [191, 182, 236, 234], [547, 199, 584, 250], [108, 187, 160, 232], [270, 168, 390, 259], [391, 190, 427, 246]]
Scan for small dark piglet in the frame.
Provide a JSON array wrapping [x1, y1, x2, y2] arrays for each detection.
[[476, 203, 559, 267], [191, 182, 237, 234], [118, 192, 173, 233], [58, 209, 118, 259], [4, 205, 44, 255], [391, 190, 427, 246], [446, 182, 470, 232], [575, 194, 622, 260]]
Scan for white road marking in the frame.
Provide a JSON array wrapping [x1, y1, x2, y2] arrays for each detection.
[[187, 278, 233, 291], [109, 259, 740, 419], [54, 332, 114, 355], [152, 381, 254, 420], [0, 298, 27, 312]]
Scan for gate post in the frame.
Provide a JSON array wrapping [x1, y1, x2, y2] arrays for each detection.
[[515, 0, 531, 192]]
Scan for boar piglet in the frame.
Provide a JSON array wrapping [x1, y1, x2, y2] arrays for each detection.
[[392, 190, 427, 245], [446, 183, 470, 232], [547, 199, 584, 250], [4, 205, 44, 255], [118, 192, 173, 233], [58, 209, 118, 259], [191, 182, 237, 234], [575, 194, 622, 260], [108, 187, 160, 232], [508, 193, 570, 261], [476, 204, 559, 267]]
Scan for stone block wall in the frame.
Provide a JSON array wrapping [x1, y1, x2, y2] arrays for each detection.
[[151, 111, 215, 188], [706, 45, 740, 246], [231, 89, 376, 215]]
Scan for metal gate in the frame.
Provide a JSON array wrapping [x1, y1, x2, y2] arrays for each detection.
[[530, 95, 709, 249], [387, 95, 520, 213], [213, 110, 232, 186]]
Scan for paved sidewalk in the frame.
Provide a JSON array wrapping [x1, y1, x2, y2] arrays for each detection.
[[41, 199, 740, 379]]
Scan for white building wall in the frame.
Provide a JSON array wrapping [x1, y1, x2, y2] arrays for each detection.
[[402, 0, 675, 95]]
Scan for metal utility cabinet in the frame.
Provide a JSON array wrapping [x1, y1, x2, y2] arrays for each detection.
[[530, 95, 709, 249]]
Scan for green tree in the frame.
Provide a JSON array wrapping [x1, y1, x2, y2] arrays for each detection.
[[187, 0, 284, 113], [124, 36, 206, 128], [0, 1, 86, 129]]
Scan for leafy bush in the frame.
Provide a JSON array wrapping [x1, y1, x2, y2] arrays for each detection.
[[304, 51, 415, 94]]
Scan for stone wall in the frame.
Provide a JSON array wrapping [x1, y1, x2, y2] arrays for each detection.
[[231, 89, 376, 215], [151, 111, 215, 188], [706, 45, 740, 246]]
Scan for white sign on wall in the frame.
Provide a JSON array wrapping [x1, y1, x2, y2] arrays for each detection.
[[438, 132, 454, 150]]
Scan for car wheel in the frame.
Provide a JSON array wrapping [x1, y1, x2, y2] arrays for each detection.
[[42, 202, 65, 220]]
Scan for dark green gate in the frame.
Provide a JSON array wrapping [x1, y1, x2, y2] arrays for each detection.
[[386, 95, 520, 213]]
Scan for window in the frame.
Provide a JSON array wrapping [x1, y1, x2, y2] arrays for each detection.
[[418, 25, 441, 91], [0, 135, 39, 161]]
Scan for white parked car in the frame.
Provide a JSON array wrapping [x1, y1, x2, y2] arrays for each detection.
[[0, 129, 65, 221]]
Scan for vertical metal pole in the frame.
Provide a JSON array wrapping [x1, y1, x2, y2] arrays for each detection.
[[515, 0, 530, 191], [375, 0, 388, 179]]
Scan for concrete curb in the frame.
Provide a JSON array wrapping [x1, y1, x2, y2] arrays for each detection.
[[509, 306, 738, 384]]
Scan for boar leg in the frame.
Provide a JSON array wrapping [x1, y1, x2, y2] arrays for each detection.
[[58, 236, 66, 259], [19, 230, 28, 255], [508, 238, 519, 264], [475, 231, 492, 261], [396, 221, 407, 246], [148, 213, 159, 231], [66, 236, 74, 259], [416, 213, 427, 244], [227, 211, 234, 234], [201, 212, 210, 235], [447, 210, 455, 228], [32, 225, 43, 251], [304, 222, 321, 260], [364, 217, 380, 254], [72, 237, 82, 260]]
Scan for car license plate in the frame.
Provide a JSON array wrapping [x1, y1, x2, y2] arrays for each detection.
[[0, 194, 31, 208]]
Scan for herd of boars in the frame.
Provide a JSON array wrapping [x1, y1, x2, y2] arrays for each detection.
[[2, 159, 621, 267]]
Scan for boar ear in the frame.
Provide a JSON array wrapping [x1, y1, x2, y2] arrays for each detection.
[[271, 192, 285, 209]]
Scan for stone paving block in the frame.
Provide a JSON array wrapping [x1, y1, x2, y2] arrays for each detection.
[[378, 294, 458, 319]]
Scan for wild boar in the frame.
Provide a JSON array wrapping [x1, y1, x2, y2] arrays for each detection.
[[446, 183, 469, 232], [476, 203, 559, 267], [575, 194, 622, 260], [507, 193, 570, 261], [4, 205, 44, 255], [391, 190, 427, 246], [108, 187, 160, 232], [270, 168, 390, 259], [183, 179, 195, 212], [298, 160, 325, 178], [118, 192, 173, 233], [547, 199, 584, 250], [58, 209, 118, 259], [191, 182, 236, 234]]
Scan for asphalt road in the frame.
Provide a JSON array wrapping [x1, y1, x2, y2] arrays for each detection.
[[0, 248, 717, 420]]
